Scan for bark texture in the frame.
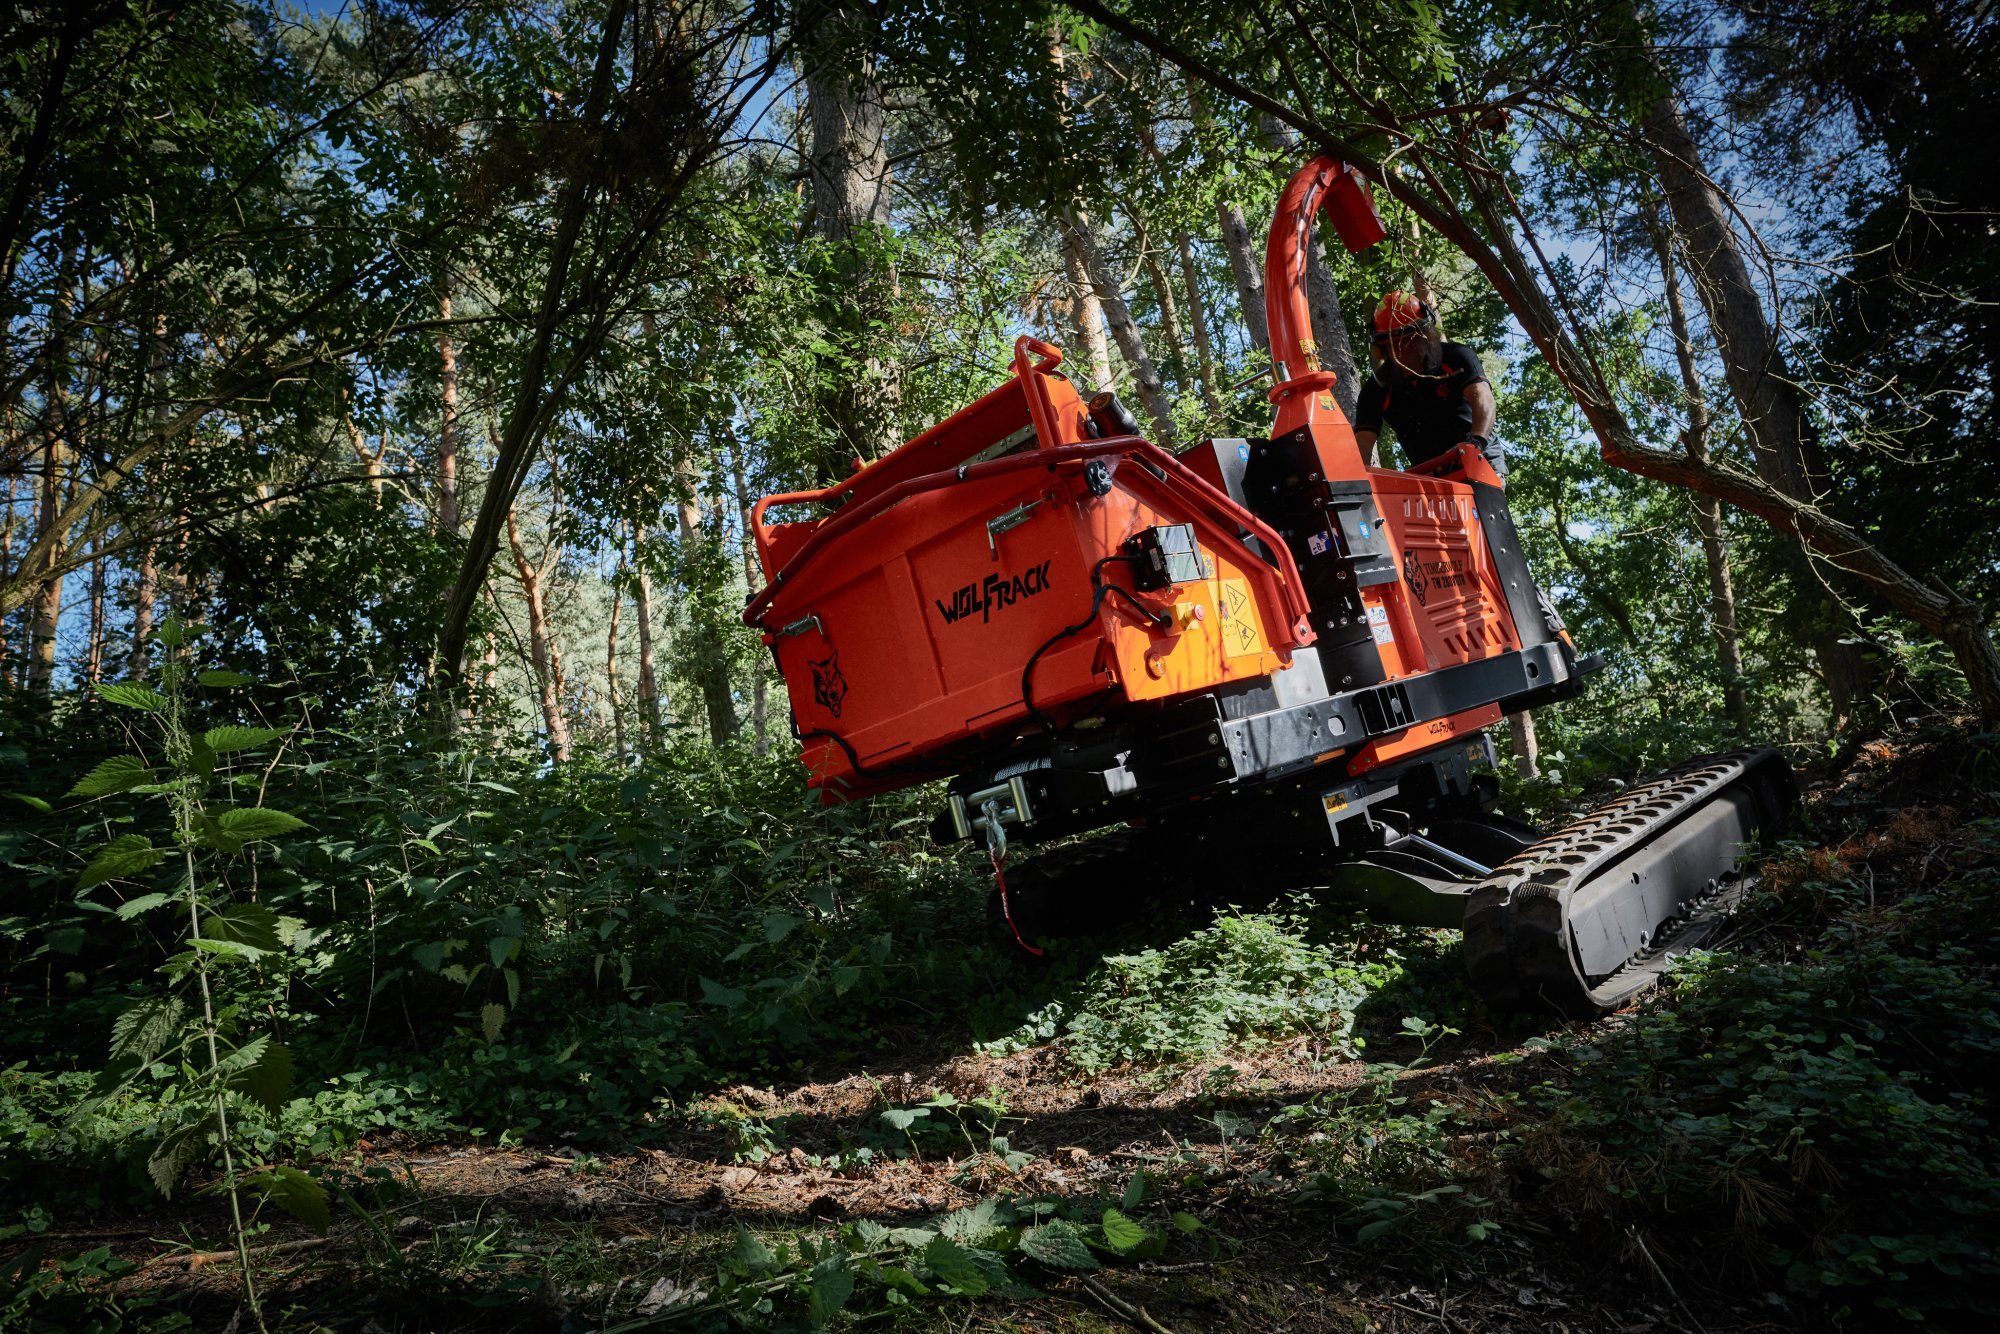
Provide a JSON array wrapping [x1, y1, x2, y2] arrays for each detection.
[[1060, 205, 1176, 441], [506, 507, 572, 764]]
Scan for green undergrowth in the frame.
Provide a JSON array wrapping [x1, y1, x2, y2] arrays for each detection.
[[978, 903, 1466, 1074]]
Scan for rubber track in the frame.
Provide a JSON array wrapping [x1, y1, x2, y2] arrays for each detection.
[[1461, 748, 1796, 1019]]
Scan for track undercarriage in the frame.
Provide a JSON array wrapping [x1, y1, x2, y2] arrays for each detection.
[[989, 745, 1797, 1019]]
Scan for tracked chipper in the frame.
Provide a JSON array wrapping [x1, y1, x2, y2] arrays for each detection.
[[744, 157, 1796, 1018]]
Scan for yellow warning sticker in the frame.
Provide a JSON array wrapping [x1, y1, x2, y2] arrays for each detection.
[[1323, 792, 1349, 815], [1216, 578, 1262, 659]]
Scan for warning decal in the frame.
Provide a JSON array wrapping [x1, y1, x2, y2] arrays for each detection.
[[1216, 578, 1263, 659]]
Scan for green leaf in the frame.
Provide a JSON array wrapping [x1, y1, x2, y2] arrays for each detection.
[[1354, 1218, 1398, 1244], [1099, 1208, 1150, 1254], [97, 683, 164, 711], [115, 892, 172, 920], [732, 1225, 775, 1275], [201, 725, 286, 753], [202, 902, 284, 954], [196, 670, 256, 687], [1170, 1212, 1203, 1233], [700, 977, 746, 1010], [242, 1166, 328, 1234], [1019, 1220, 1099, 1270], [223, 1036, 293, 1114], [6, 791, 53, 813], [411, 942, 445, 973], [763, 911, 800, 943], [487, 935, 518, 968], [1121, 1169, 1147, 1211], [920, 1235, 990, 1296], [147, 1113, 217, 1197], [110, 997, 186, 1064], [809, 1255, 855, 1323], [213, 807, 308, 841], [480, 1002, 505, 1042], [77, 835, 167, 891]]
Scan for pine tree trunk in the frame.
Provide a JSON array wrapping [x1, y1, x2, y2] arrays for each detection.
[[438, 291, 460, 536], [506, 508, 571, 763], [805, 1, 902, 480], [1060, 204, 1176, 441], [27, 259, 72, 694], [1650, 204, 1751, 738], [0, 469, 15, 688]]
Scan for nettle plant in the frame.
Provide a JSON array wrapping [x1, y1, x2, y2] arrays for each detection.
[[64, 621, 323, 1323]]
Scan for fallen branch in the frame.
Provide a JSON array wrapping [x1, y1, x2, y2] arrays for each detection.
[[1079, 1273, 1180, 1334]]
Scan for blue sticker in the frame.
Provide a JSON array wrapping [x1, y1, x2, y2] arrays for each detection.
[[1358, 521, 1371, 538], [1307, 531, 1332, 555], [1237, 443, 1251, 462]]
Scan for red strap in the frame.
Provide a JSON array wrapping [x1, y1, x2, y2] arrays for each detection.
[[991, 848, 1046, 957]]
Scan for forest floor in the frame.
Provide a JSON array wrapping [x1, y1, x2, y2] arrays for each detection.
[[11, 722, 2000, 1332]]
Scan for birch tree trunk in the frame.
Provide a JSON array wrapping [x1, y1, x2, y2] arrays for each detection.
[[606, 564, 626, 764], [1507, 710, 1540, 780], [1218, 200, 1271, 355], [84, 534, 105, 683], [1135, 119, 1222, 409], [724, 423, 769, 753]]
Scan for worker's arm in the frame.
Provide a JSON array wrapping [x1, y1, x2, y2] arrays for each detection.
[[1463, 380, 1497, 440], [1353, 428, 1379, 467]]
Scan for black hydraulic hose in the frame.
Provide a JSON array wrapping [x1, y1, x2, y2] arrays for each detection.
[[1019, 554, 1166, 736]]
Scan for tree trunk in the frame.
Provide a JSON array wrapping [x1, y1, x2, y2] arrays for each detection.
[[84, 534, 105, 684], [1650, 203, 1750, 737], [27, 329, 68, 695], [438, 290, 460, 536], [606, 563, 625, 764], [631, 524, 664, 745], [1507, 710, 1540, 780], [436, 0, 631, 687], [127, 540, 155, 679], [1059, 228, 1114, 391], [1644, 87, 1876, 729], [1060, 204, 1176, 442], [724, 424, 770, 754], [1133, 212, 1192, 398], [805, 1, 902, 480], [506, 507, 571, 763], [674, 453, 739, 746], [1135, 119, 1222, 411], [1218, 200, 1271, 355]]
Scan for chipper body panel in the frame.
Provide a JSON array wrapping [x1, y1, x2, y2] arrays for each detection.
[[745, 156, 1796, 1018]]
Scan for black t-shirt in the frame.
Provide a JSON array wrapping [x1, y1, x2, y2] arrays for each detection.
[[1354, 342, 1488, 467]]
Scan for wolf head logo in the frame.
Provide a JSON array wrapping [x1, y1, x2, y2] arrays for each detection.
[[1402, 548, 1428, 607], [809, 652, 849, 718]]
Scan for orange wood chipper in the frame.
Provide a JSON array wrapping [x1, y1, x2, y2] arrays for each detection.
[[745, 157, 1794, 1017]]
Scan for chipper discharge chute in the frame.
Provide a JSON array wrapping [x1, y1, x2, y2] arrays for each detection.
[[746, 156, 1796, 1019]]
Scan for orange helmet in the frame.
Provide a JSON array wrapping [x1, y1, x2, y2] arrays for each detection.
[[1371, 290, 1435, 337], [1368, 291, 1440, 380]]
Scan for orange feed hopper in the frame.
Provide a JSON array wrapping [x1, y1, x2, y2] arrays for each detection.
[[745, 339, 1315, 798]]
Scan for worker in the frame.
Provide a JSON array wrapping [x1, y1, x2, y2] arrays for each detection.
[[1352, 291, 1505, 479]]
